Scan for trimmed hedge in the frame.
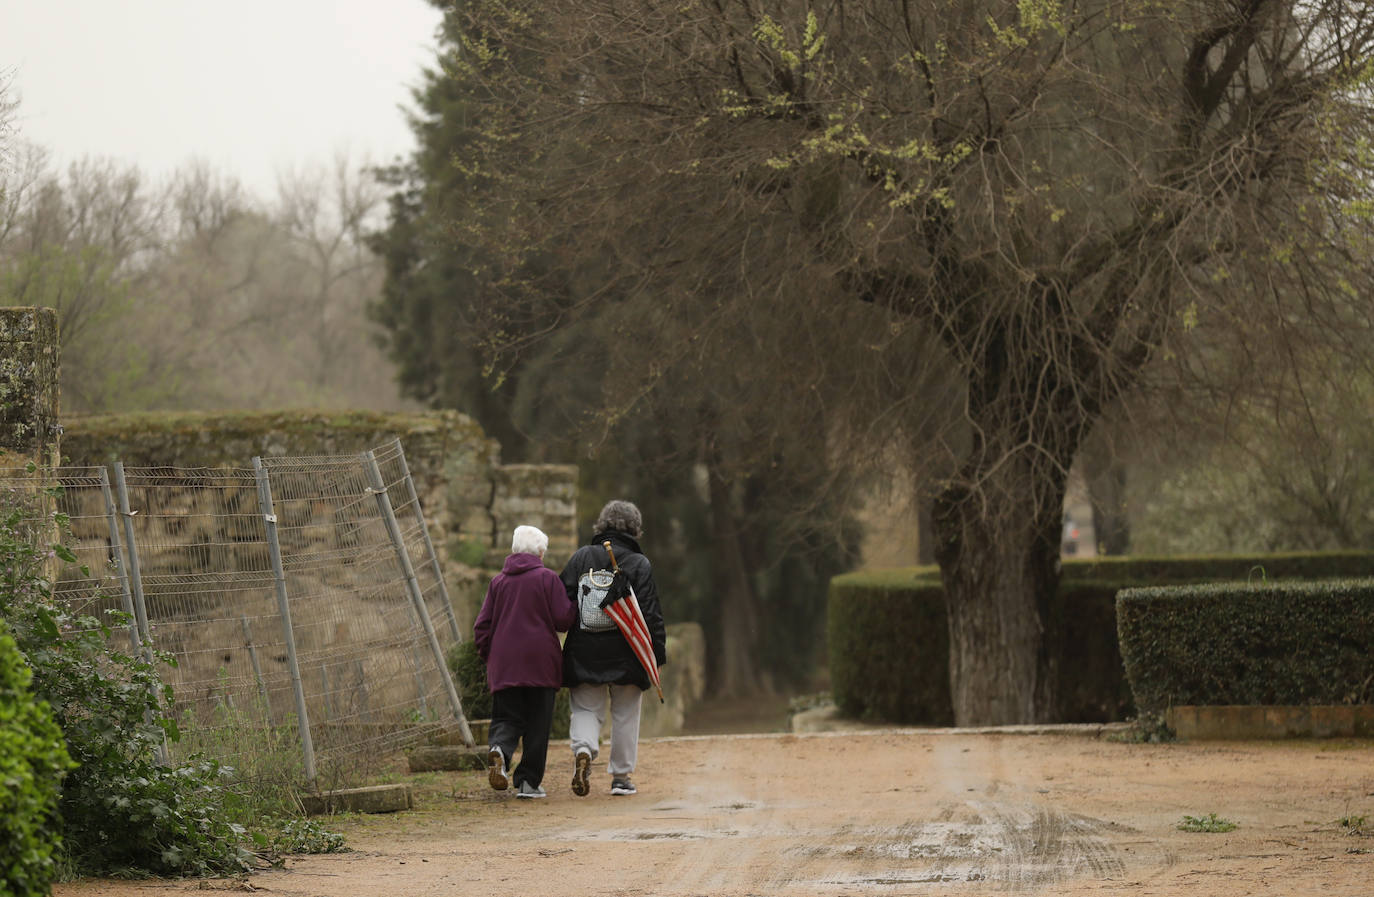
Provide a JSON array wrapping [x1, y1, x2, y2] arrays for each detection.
[[1064, 550, 1374, 583], [1117, 578, 1374, 713], [827, 572, 953, 725], [0, 625, 74, 897], [827, 571, 1130, 724], [828, 552, 1374, 725]]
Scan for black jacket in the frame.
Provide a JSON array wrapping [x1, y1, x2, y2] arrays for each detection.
[[559, 530, 667, 689]]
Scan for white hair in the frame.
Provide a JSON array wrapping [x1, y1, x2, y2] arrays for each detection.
[[511, 525, 549, 557]]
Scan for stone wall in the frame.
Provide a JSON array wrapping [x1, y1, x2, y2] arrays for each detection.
[[60, 410, 579, 624], [491, 463, 580, 564], [0, 307, 60, 469], [639, 622, 707, 737]]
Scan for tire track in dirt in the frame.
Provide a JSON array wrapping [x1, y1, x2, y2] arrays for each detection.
[[554, 737, 1153, 894], [766, 736, 1163, 892]]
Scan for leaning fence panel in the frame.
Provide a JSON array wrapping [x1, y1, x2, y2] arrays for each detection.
[[3, 446, 468, 788], [257, 449, 468, 765], [371, 438, 464, 645]]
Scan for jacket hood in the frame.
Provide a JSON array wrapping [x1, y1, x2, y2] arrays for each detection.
[[502, 552, 547, 575], [592, 530, 643, 556]]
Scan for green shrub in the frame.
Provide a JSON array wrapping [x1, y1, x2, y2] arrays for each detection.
[[448, 640, 571, 739], [827, 552, 1374, 725], [449, 640, 494, 720], [0, 623, 75, 897], [1117, 578, 1374, 714], [1, 499, 254, 877], [175, 696, 307, 825], [827, 575, 953, 725], [270, 818, 348, 855], [1178, 813, 1237, 833]]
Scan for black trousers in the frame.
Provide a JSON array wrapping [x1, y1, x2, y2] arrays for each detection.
[[489, 686, 558, 789]]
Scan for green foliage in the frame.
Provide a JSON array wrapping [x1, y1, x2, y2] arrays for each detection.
[[453, 539, 489, 568], [175, 696, 308, 825], [0, 500, 254, 877], [269, 819, 348, 855], [1178, 813, 1237, 833], [829, 553, 1374, 725], [448, 640, 494, 721], [0, 623, 75, 897], [1116, 579, 1374, 715]]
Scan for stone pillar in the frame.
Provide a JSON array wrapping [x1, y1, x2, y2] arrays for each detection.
[[490, 463, 579, 565], [0, 307, 61, 469]]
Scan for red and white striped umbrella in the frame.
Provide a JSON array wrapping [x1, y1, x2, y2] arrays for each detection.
[[603, 541, 664, 703]]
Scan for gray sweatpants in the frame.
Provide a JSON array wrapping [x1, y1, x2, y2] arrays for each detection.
[[568, 682, 643, 775]]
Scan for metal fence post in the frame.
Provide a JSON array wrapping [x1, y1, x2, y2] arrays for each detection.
[[110, 462, 154, 662], [391, 438, 464, 645], [110, 461, 166, 765], [241, 615, 272, 721], [97, 466, 140, 654], [253, 456, 317, 784], [361, 450, 474, 749]]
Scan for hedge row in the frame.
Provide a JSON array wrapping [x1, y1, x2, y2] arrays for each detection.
[[1062, 550, 1374, 583], [827, 572, 1129, 724], [827, 552, 1374, 725], [1117, 579, 1374, 713]]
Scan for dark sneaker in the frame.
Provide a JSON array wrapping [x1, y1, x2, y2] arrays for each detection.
[[571, 751, 591, 797], [487, 746, 510, 791], [515, 781, 547, 799], [610, 776, 636, 796]]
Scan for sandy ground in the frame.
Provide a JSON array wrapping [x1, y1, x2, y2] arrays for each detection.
[[51, 727, 1374, 897]]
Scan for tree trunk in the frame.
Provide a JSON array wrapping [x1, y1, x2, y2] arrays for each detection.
[[932, 457, 1065, 726], [705, 463, 771, 698], [916, 498, 936, 566]]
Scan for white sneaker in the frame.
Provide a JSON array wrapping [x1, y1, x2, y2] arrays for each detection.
[[610, 776, 636, 796], [487, 746, 510, 791], [516, 781, 547, 799]]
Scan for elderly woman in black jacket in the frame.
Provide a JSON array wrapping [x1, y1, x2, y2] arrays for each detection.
[[560, 500, 666, 797]]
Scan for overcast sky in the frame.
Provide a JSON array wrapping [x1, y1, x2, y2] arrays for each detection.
[[1, 1, 442, 198]]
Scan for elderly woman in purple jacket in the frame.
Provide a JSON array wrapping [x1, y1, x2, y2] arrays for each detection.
[[473, 525, 577, 799]]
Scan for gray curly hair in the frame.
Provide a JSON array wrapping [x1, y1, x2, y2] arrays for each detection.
[[594, 499, 643, 538]]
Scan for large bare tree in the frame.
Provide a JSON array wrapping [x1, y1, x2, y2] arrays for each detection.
[[443, 0, 1374, 723]]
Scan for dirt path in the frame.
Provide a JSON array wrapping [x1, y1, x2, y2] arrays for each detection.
[[53, 729, 1374, 896]]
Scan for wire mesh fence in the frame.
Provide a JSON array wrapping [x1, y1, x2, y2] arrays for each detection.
[[0, 438, 471, 791]]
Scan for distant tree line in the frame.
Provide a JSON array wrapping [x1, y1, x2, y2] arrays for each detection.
[[0, 144, 410, 413]]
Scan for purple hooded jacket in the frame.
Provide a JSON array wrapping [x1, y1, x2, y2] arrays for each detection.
[[473, 552, 577, 691]]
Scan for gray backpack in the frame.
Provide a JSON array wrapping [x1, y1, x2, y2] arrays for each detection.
[[576, 568, 619, 632]]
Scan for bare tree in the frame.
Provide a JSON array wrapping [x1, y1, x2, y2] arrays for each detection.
[[273, 153, 388, 396], [0, 149, 170, 408], [0, 68, 17, 168], [1, 147, 408, 413], [440, 0, 1374, 723]]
